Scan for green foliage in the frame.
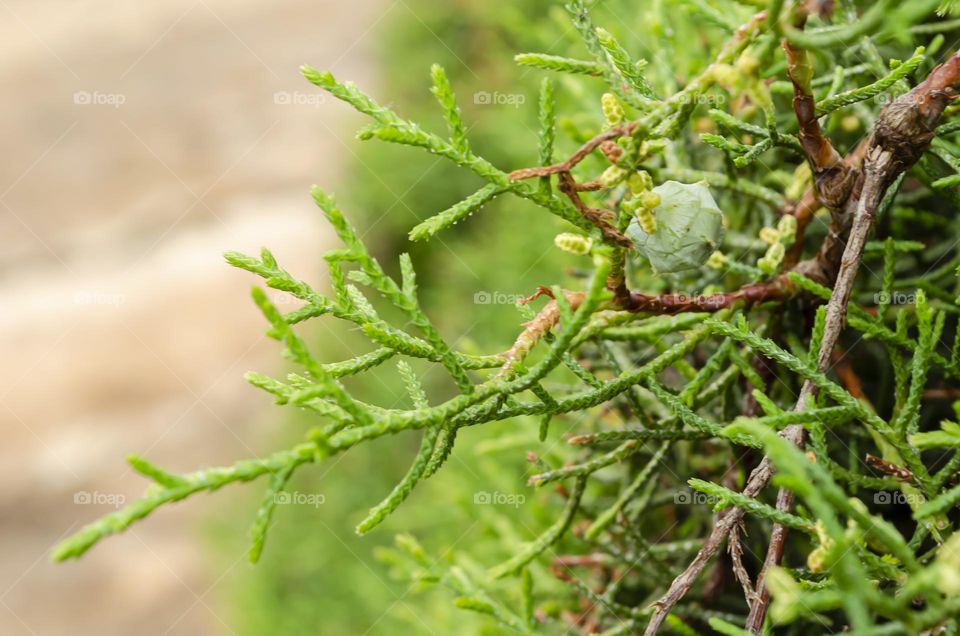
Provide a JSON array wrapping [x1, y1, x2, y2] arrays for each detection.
[[814, 47, 927, 117], [514, 52, 604, 77], [56, 1, 960, 634]]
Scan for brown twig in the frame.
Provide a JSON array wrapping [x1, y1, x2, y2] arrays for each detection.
[[553, 554, 611, 569], [784, 139, 870, 270], [723, 349, 778, 610], [501, 34, 960, 636], [922, 387, 960, 400], [557, 171, 634, 248], [643, 451, 783, 635], [621, 280, 789, 314], [783, 8, 856, 211], [728, 520, 756, 607], [647, 41, 960, 636], [742, 40, 960, 635], [508, 126, 632, 181], [743, 149, 894, 631], [865, 454, 914, 482], [745, 68, 959, 623], [499, 290, 586, 376]]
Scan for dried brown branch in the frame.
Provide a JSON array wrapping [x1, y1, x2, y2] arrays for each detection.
[[783, 9, 856, 210], [865, 454, 914, 482], [500, 38, 960, 635], [745, 51, 960, 623], [499, 289, 586, 376], [620, 280, 788, 314], [508, 126, 632, 181], [647, 42, 960, 636], [744, 148, 894, 632], [556, 172, 633, 248], [784, 138, 870, 270], [510, 12, 767, 184], [728, 521, 756, 608], [644, 452, 782, 635], [923, 387, 960, 400]]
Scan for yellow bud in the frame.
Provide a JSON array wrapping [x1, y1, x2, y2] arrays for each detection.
[[636, 206, 657, 234], [553, 233, 592, 255], [776, 214, 798, 243], [937, 533, 960, 594], [759, 227, 780, 245], [810, 520, 827, 543], [628, 170, 653, 194], [807, 546, 828, 573], [621, 197, 641, 214], [638, 191, 661, 210], [639, 139, 667, 158], [767, 241, 785, 262], [599, 165, 628, 187], [706, 250, 726, 270], [601, 92, 624, 127], [758, 242, 785, 274]]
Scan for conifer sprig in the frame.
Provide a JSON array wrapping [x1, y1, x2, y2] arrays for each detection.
[[54, 3, 960, 634]]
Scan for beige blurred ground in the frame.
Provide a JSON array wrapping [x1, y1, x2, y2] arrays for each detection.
[[0, 1, 389, 633]]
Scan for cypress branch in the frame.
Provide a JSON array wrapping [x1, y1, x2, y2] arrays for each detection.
[[408, 184, 505, 241], [594, 28, 657, 100], [687, 479, 816, 533], [52, 6, 960, 633], [514, 53, 604, 76], [429, 64, 470, 155], [815, 47, 926, 116]]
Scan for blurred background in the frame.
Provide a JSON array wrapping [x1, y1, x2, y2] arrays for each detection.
[[0, 0, 585, 633]]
